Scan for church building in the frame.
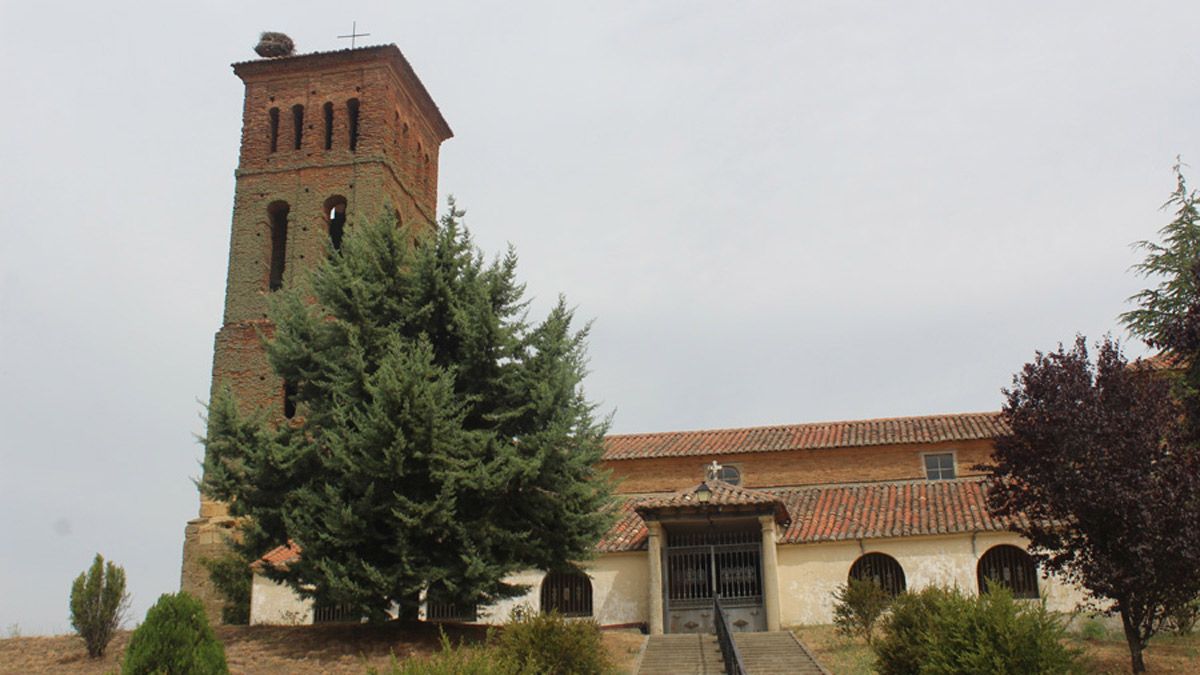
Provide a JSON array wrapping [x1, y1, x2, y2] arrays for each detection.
[[182, 41, 1085, 633]]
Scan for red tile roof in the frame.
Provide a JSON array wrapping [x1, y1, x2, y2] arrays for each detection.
[[595, 478, 1017, 552], [254, 541, 301, 570], [254, 480, 1017, 560], [772, 479, 1023, 544], [602, 412, 1007, 460], [596, 500, 648, 553]]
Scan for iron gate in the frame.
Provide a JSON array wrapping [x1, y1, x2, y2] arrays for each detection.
[[664, 528, 765, 633]]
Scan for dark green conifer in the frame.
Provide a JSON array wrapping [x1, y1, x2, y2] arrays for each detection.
[[203, 203, 614, 620]]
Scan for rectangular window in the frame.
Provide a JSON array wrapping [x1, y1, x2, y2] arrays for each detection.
[[923, 452, 956, 480]]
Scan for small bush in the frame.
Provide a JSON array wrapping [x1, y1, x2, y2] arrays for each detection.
[[496, 607, 610, 675], [122, 592, 228, 675], [873, 585, 1083, 675], [369, 630, 512, 675], [69, 553, 130, 658], [833, 578, 893, 644], [1078, 618, 1107, 641], [1166, 596, 1200, 636]]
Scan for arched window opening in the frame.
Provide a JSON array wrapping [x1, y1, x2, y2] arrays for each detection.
[[324, 195, 348, 252], [346, 98, 361, 152], [540, 570, 592, 617], [283, 380, 298, 419], [267, 201, 289, 291], [978, 545, 1039, 599], [710, 464, 740, 485], [268, 107, 280, 153], [849, 553, 906, 597], [323, 102, 334, 150], [291, 104, 304, 150]]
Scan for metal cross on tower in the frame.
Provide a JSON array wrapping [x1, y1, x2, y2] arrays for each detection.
[[337, 21, 371, 48]]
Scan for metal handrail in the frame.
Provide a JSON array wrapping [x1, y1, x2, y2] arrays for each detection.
[[713, 597, 748, 675]]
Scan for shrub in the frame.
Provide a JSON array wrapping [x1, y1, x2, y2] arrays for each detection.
[[873, 585, 1083, 675], [122, 592, 228, 675], [369, 630, 513, 675], [496, 607, 610, 675], [833, 577, 893, 644], [69, 553, 130, 658], [1166, 596, 1200, 636], [1078, 617, 1107, 641]]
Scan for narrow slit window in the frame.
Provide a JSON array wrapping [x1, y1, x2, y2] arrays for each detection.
[[291, 104, 304, 150], [324, 195, 348, 252], [347, 98, 360, 152], [267, 201, 289, 291], [268, 107, 280, 153], [323, 102, 334, 150], [283, 380, 298, 419]]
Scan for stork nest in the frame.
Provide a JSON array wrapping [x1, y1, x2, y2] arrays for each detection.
[[255, 32, 295, 58]]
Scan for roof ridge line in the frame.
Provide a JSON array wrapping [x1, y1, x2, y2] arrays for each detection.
[[606, 410, 1002, 439]]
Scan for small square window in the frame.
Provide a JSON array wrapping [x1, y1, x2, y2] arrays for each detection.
[[923, 453, 956, 480]]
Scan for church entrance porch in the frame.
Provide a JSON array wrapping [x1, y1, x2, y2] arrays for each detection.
[[665, 524, 766, 633]]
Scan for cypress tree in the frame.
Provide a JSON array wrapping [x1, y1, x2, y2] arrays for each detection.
[[202, 203, 614, 620]]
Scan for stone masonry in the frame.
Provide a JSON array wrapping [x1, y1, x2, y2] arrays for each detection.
[[181, 43, 452, 621]]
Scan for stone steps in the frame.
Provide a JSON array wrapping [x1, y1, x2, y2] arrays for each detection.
[[637, 634, 725, 675], [733, 631, 828, 674], [637, 631, 827, 675]]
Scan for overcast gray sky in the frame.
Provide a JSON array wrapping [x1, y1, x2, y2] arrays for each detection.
[[2, 1, 1199, 635]]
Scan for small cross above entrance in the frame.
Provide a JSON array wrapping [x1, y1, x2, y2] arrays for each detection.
[[337, 22, 371, 49]]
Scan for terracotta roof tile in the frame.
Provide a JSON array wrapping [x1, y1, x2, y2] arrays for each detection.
[[771, 478, 1024, 544], [603, 412, 1006, 460], [254, 541, 301, 570], [594, 478, 1020, 552], [252, 481, 1019, 559], [596, 500, 648, 553]]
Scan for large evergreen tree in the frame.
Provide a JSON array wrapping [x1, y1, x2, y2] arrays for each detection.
[[201, 203, 614, 621], [1122, 162, 1200, 438]]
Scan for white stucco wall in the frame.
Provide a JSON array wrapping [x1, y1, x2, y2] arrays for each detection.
[[250, 534, 1089, 629], [250, 573, 313, 625], [775, 531, 1089, 626], [249, 552, 650, 627], [479, 552, 650, 626]]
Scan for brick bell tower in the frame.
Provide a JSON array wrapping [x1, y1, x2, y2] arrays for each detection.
[[181, 40, 453, 620]]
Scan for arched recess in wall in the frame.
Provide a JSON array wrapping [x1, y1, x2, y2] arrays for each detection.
[[540, 569, 592, 617], [323, 195, 348, 252], [267, 201, 290, 291], [282, 380, 298, 420], [346, 98, 361, 152], [849, 552, 907, 597], [268, 107, 280, 153], [291, 104, 304, 150], [977, 545, 1039, 599], [323, 102, 334, 150]]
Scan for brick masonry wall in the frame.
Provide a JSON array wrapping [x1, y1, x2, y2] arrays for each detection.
[[181, 46, 450, 622], [604, 438, 997, 494]]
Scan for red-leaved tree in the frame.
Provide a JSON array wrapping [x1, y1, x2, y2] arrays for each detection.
[[986, 336, 1200, 673]]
